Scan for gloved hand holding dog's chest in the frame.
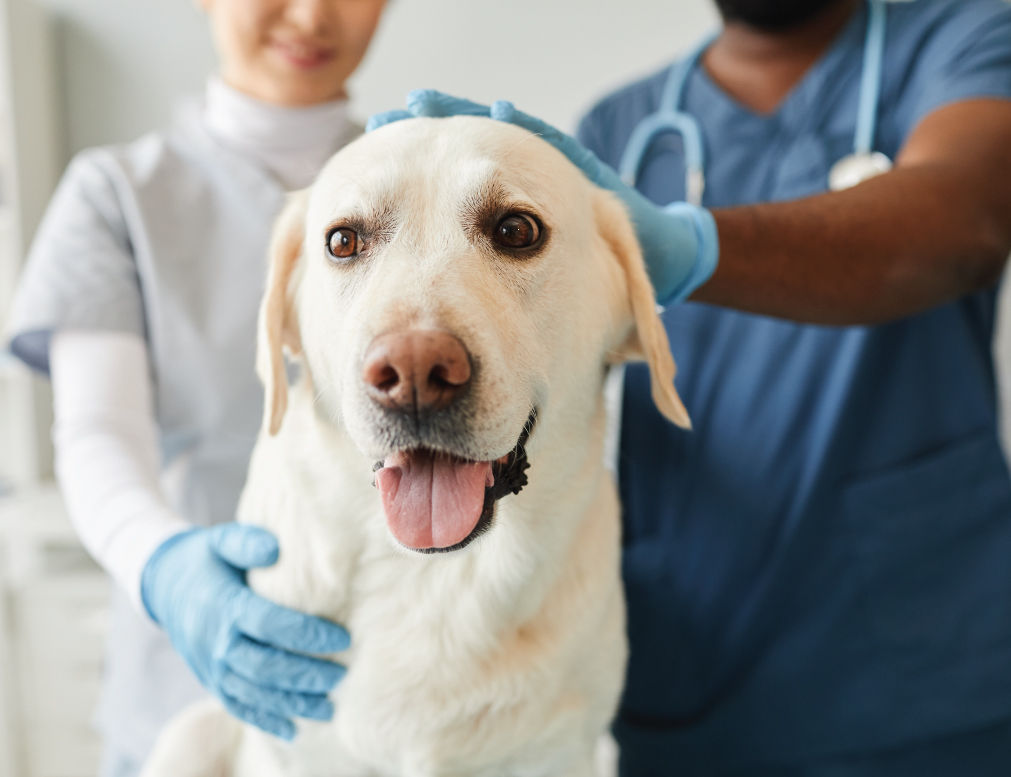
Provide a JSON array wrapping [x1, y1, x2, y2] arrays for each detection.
[[140, 523, 351, 739]]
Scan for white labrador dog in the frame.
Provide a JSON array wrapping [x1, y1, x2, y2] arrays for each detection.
[[140, 116, 689, 777]]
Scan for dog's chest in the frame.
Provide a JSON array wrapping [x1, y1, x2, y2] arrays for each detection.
[[251, 540, 589, 776]]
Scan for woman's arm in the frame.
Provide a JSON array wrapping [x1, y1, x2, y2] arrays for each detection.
[[49, 330, 190, 609], [50, 329, 349, 739]]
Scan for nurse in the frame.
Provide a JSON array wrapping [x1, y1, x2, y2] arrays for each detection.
[[374, 0, 1011, 774], [5, 1, 385, 775]]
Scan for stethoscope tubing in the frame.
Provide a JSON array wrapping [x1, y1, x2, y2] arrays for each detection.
[[619, 0, 889, 205], [619, 110, 706, 203], [855, 0, 887, 155]]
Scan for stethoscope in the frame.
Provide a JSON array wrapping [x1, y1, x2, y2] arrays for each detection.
[[618, 0, 894, 205]]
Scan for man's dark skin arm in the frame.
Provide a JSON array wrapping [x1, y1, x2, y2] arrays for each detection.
[[688, 0, 1011, 325], [695, 100, 1011, 325]]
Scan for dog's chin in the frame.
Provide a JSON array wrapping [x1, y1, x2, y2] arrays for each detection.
[[370, 410, 537, 554]]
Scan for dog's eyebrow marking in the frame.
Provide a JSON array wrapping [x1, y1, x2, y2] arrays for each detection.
[[322, 191, 400, 260], [460, 179, 511, 223], [461, 178, 551, 260], [325, 190, 399, 233]]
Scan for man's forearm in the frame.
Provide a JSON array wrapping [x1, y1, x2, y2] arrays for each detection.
[[692, 100, 1011, 326], [694, 165, 1009, 325]]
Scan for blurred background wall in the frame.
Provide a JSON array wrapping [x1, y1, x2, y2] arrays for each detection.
[[41, 0, 719, 160]]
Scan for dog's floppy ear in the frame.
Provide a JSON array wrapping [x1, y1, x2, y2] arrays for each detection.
[[594, 190, 692, 429], [257, 189, 309, 436]]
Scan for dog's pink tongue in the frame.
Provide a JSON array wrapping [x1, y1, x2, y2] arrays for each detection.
[[376, 451, 492, 549]]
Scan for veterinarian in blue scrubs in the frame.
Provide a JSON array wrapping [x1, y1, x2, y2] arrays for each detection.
[[5, 1, 387, 775], [373, 0, 1011, 773]]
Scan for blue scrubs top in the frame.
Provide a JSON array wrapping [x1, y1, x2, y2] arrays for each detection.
[[577, 0, 1011, 771]]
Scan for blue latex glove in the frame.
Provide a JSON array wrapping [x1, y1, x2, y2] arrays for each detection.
[[141, 524, 350, 740], [367, 89, 719, 305]]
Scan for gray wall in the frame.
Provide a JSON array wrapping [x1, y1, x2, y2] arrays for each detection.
[[40, 0, 215, 156]]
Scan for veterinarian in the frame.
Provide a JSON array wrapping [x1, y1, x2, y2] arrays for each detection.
[[4, 1, 388, 774], [371, 0, 1011, 774]]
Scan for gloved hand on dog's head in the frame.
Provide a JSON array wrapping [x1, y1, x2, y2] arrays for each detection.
[[367, 89, 718, 306], [141, 523, 350, 740]]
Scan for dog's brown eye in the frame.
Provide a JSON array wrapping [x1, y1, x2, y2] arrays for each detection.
[[327, 227, 359, 260], [493, 213, 540, 250]]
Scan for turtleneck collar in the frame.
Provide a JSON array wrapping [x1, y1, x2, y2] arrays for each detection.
[[203, 76, 360, 190]]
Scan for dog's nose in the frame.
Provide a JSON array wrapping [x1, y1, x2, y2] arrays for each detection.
[[362, 331, 472, 412]]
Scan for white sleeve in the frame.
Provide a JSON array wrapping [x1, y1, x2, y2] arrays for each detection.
[[50, 330, 192, 614]]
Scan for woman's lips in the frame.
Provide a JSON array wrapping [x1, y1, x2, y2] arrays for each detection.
[[272, 41, 336, 69]]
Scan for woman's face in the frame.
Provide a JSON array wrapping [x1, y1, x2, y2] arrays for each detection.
[[202, 0, 387, 106]]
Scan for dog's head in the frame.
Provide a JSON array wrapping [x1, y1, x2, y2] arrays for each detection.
[[257, 116, 689, 553]]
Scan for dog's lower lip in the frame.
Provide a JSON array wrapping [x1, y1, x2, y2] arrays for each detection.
[[377, 449, 483, 467], [381, 448, 496, 489], [375, 449, 506, 466]]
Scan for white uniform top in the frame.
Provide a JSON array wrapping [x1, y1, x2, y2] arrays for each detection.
[[5, 79, 360, 761]]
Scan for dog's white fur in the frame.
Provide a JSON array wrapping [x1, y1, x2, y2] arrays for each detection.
[[140, 117, 688, 777]]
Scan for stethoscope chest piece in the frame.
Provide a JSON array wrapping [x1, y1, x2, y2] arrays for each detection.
[[827, 150, 893, 191]]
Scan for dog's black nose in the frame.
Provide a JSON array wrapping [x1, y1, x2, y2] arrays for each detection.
[[362, 330, 471, 412]]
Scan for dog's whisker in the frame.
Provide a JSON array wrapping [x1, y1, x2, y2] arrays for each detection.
[[506, 131, 551, 156]]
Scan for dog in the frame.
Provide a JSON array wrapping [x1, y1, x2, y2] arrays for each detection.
[[139, 115, 689, 777]]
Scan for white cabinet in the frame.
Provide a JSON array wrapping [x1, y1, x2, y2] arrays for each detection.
[[0, 486, 107, 777], [13, 575, 107, 776]]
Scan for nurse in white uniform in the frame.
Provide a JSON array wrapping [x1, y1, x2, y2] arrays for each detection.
[[4, 1, 387, 774]]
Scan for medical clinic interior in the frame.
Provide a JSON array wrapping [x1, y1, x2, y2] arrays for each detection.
[[2, 0, 1011, 776]]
